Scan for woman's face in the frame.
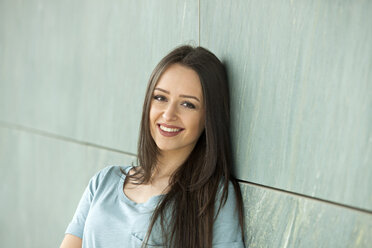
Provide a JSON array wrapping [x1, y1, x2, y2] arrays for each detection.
[[149, 63, 205, 157]]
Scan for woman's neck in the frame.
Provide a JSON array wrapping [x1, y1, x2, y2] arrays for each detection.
[[152, 148, 192, 182]]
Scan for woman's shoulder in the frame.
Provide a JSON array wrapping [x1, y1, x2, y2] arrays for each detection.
[[214, 178, 242, 223], [97, 164, 134, 175], [213, 178, 244, 245], [88, 165, 134, 187], [216, 178, 240, 200]]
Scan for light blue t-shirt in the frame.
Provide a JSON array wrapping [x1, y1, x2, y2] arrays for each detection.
[[65, 165, 244, 247]]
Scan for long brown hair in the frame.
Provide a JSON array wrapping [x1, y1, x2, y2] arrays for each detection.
[[122, 45, 244, 247]]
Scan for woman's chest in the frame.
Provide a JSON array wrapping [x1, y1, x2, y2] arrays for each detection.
[[123, 181, 166, 204], [83, 195, 165, 247]]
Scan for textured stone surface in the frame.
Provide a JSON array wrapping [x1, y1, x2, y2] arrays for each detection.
[[240, 183, 372, 248], [0, 0, 198, 155], [201, 0, 372, 210], [0, 125, 136, 247]]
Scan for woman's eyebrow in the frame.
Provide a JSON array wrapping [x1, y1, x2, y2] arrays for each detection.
[[154, 88, 200, 102]]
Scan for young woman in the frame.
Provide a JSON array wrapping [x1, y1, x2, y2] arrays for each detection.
[[60, 45, 245, 248]]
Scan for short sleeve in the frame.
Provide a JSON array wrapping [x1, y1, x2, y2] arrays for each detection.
[[65, 166, 112, 238], [213, 181, 245, 248]]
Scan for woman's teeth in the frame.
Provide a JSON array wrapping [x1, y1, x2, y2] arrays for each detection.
[[160, 125, 182, 132]]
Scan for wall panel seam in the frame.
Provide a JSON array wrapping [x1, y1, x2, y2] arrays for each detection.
[[0, 121, 137, 157], [238, 180, 372, 215], [198, 0, 200, 45]]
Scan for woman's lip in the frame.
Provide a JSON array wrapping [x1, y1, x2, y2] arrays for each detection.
[[157, 124, 184, 137], [157, 123, 184, 129]]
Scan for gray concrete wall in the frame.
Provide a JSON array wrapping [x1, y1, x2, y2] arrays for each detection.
[[0, 0, 371, 247]]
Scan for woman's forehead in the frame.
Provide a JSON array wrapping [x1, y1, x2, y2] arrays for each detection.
[[154, 64, 203, 99]]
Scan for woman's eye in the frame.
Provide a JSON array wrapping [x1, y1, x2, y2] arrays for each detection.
[[182, 102, 196, 109], [153, 95, 166, 101], [153, 95, 195, 109]]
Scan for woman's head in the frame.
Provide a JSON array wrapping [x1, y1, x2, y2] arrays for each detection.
[[138, 45, 231, 187]]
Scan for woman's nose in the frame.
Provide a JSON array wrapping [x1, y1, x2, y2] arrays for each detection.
[[162, 103, 178, 121]]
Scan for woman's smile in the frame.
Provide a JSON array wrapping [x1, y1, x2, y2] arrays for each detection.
[[157, 123, 184, 137]]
